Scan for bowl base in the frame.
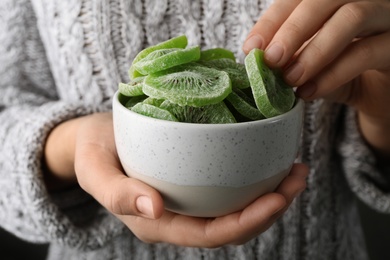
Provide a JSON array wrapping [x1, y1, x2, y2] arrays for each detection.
[[127, 169, 289, 217]]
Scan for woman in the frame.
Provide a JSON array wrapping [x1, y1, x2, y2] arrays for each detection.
[[1, 0, 389, 259]]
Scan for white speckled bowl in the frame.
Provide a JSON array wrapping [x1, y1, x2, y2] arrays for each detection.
[[113, 91, 304, 217]]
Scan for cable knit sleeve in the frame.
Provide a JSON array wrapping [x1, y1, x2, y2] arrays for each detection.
[[0, 0, 125, 250], [338, 107, 390, 213]]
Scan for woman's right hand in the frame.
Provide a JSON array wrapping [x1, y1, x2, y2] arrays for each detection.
[[44, 112, 308, 247]]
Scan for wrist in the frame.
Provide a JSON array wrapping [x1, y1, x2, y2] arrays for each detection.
[[43, 117, 82, 191], [358, 111, 390, 160]]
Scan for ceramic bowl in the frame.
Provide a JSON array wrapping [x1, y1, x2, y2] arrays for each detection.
[[113, 91, 304, 217]]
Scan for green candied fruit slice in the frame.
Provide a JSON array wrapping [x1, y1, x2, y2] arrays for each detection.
[[160, 100, 236, 124], [142, 97, 165, 107], [133, 46, 201, 75], [131, 103, 179, 122], [199, 48, 235, 61], [244, 48, 295, 118], [118, 76, 145, 97], [226, 89, 265, 121], [143, 64, 232, 107], [124, 95, 148, 108], [129, 35, 188, 79], [200, 58, 250, 90]]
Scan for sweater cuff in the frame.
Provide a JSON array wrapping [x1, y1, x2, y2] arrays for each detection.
[[338, 107, 390, 213], [1, 101, 125, 250]]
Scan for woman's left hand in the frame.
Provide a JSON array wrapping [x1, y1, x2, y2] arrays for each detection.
[[243, 0, 390, 157]]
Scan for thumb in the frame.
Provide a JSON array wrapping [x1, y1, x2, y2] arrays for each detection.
[[102, 176, 164, 219], [73, 112, 164, 219], [76, 153, 164, 219]]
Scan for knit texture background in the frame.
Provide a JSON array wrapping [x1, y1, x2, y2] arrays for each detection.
[[1, 0, 388, 259]]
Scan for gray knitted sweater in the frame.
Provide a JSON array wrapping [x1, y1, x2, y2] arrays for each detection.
[[1, 0, 389, 259]]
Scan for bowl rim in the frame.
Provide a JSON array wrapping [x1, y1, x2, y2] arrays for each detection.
[[113, 90, 304, 128]]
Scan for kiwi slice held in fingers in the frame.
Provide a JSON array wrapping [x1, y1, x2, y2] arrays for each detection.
[[245, 48, 295, 118], [160, 100, 236, 124], [199, 48, 235, 61], [143, 64, 232, 107], [133, 46, 201, 75], [128, 35, 188, 79]]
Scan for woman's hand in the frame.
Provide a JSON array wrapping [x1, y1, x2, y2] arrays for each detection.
[[44, 113, 164, 218], [243, 0, 390, 157], [44, 112, 307, 247], [116, 163, 307, 247]]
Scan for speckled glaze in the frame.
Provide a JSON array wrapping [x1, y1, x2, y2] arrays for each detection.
[[113, 91, 304, 217]]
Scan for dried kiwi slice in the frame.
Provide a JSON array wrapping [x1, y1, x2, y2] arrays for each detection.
[[118, 76, 145, 97], [200, 58, 250, 90], [142, 97, 165, 107], [129, 35, 188, 79], [124, 95, 148, 108], [160, 100, 236, 124], [199, 48, 235, 61], [143, 64, 232, 107], [133, 46, 201, 75], [131, 103, 179, 122], [226, 89, 264, 121], [245, 48, 295, 118]]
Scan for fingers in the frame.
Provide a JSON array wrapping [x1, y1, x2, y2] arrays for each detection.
[[285, 1, 390, 88], [243, 0, 343, 69], [76, 148, 164, 219], [200, 192, 287, 247], [74, 114, 164, 219], [297, 31, 390, 102], [243, 0, 301, 53], [264, 0, 342, 68], [122, 192, 287, 247], [244, 0, 390, 105], [275, 163, 308, 203], [122, 163, 308, 247]]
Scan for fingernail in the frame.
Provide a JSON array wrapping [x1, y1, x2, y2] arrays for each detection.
[[265, 42, 284, 64], [243, 34, 264, 53], [297, 82, 317, 99], [136, 196, 155, 218], [285, 62, 304, 85]]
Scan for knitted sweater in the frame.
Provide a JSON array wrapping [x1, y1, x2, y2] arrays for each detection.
[[1, 0, 389, 259]]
